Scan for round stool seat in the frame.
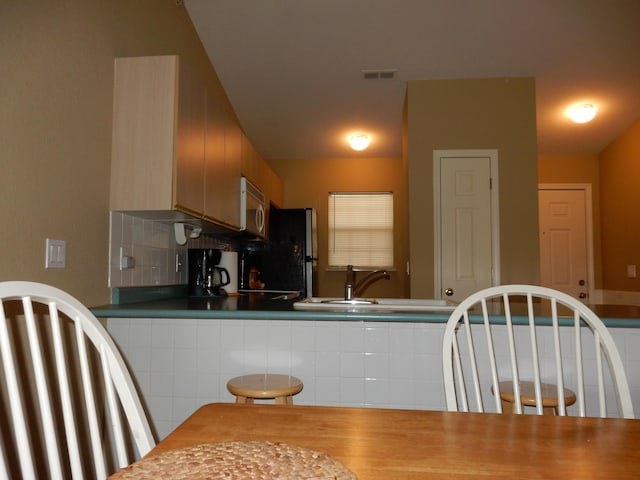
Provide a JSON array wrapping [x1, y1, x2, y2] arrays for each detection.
[[227, 374, 303, 405], [496, 380, 576, 415]]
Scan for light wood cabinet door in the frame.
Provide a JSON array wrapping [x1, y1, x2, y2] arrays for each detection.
[[240, 134, 282, 207], [223, 117, 242, 227], [204, 91, 226, 222], [204, 93, 241, 228], [111, 55, 205, 214], [111, 56, 178, 211], [174, 61, 206, 216], [240, 134, 258, 186]]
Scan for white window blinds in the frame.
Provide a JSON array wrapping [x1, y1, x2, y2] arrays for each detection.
[[328, 192, 394, 268]]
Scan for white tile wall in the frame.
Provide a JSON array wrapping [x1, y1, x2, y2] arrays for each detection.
[[108, 317, 640, 440], [109, 212, 187, 287], [108, 319, 447, 438], [109, 212, 232, 288]]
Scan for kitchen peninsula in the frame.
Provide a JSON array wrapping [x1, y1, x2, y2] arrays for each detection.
[[91, 289, 640, 440]]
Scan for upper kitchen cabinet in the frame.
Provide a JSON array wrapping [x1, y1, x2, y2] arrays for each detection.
[[241, 135, 283, 209], [263, 161, 283, 208], [110, 55, 243, 230], [111, 55, 205, 216], [204, 90, 241, 228]]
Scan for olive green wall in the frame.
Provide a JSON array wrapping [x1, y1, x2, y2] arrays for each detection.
[[599, 119, 640, 292], [0, 1, 231, 305], [269, 157, 410, 298], [406, 78, 539, 298]]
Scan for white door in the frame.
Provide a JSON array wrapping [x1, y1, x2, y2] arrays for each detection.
[[538, 186, 591, 301], [434, 150, 499, 302]]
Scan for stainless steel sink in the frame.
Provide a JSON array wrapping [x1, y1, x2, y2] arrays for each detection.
[[293, 297, 457, 312], [321, 298, 378, 305]]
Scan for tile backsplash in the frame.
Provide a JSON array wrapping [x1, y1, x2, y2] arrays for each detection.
[[109, 212, 231, 288]]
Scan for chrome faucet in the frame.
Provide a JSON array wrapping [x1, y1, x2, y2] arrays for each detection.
[[344, 265, 390, 300]]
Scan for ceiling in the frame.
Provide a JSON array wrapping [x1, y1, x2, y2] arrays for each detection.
[[184, 0, 640, 160]]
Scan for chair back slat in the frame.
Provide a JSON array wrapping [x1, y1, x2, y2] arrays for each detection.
[[503, 294, 525, 414], [549, 298, 566, 416], [442, 284, 634, 418], [451, 335, 468, 411], [0, 281, 156, 479], [0, 302, 37, 478], [48, 303, 84, 478], [23, 297, 65, 478], [74, 314, 108, 479], [0, 436, 8, 479], [480, 300, 502, 413], [574, 312, 586, 416], [463, 311, 483, 411], [524, 294, 542, 415], [100, 343, 129, 468], [595, 330, 607, 417]]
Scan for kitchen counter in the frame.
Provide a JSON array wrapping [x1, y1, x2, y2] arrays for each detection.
[[91, 295, 457, 323], [95, 286, 640, 440], [90, 287, 640, 327]]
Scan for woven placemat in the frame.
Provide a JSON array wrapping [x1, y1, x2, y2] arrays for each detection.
[[109, 441, 357, 479]]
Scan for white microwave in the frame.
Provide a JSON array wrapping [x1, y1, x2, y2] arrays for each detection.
[[240, 177, 266, 237]]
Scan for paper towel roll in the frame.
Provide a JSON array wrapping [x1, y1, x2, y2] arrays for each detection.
[[219, 251, 238, 294]]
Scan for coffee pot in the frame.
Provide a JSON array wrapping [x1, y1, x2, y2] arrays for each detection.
[[209, 266, 230, 293], [188, 248, 230, 296]]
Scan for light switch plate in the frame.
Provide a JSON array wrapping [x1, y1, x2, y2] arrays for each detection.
[[45, 239, 66, 268]]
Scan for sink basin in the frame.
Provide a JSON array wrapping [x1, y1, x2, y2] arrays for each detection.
[[293, 297, 457, 313], [320, 298, 378, 305]]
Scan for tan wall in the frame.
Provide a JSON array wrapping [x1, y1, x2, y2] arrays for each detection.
[[0, 1, 231, 305], [599, 119, 640, 291], [269, 157, 410, 298], [538, 154, 603, 288], [406, 78, 540, 298]]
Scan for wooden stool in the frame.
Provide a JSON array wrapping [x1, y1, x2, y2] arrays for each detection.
[[496, 380, 577, 415], [227, 374, 303, 405]]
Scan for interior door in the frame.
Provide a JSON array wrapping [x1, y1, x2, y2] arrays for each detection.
[[538, 187, 590, 301], [435, 152, 497, 302]]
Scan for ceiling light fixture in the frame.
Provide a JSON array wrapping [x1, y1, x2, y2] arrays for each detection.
[[349, 133, 370, 151], [568, 104, 597, 124]]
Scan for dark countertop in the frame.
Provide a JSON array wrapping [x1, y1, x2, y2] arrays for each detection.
[[90, 292, 454, 322], [90, 287, 640, 327]]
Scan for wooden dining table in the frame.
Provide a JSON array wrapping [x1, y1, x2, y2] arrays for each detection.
[[144, 403, 640, 479]]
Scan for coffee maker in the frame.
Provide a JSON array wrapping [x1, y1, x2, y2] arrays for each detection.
[[188, 248, 230, 296]]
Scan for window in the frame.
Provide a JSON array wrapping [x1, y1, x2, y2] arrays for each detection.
[[328, 192, 394, 268]]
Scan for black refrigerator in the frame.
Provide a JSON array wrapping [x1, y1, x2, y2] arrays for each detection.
[[238, 208, 317, 297]]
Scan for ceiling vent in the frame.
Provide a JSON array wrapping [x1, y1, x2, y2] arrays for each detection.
[[362, 69, 397, 80]]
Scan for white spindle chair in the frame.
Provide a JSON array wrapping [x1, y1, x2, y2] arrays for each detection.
[[442, 284, 634, 418], [0, 281, 156, 479]]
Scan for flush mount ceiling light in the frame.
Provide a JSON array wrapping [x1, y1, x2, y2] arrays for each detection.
[[349, 133, 370, 151], [568, 103, 597, 124]]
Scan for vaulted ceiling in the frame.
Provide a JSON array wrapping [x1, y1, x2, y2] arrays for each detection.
[[185, 0, 640, 160]]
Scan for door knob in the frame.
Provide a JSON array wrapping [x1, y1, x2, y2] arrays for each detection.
[[579, 292, 587, 299], [578, 280, 585, 286], [445, 288, 454, 296]]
